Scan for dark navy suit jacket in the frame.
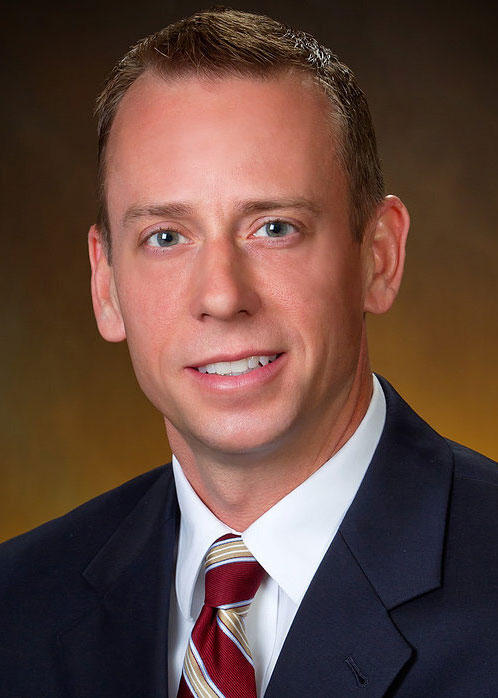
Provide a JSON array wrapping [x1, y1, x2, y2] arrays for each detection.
[[1, 377, 497, 696]]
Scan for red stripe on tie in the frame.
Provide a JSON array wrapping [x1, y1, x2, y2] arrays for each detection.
[[205, 560, 263, 608]]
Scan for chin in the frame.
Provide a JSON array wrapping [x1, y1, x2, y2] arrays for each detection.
[[187, 418, 291, 459]]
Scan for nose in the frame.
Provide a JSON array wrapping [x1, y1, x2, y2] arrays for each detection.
[[189, 239, 261, 321]]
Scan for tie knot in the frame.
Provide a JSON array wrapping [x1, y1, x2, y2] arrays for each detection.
[[203, 534, 264, 609]]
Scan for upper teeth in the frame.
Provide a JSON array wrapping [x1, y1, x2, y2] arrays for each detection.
[[197, 355, 278, 375]]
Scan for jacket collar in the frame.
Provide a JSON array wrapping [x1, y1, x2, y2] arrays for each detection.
[[265, 376, 453, 697], [58, 466, 179, 698], [340, 375, 453, 610]]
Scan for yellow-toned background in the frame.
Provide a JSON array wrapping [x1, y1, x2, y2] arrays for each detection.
[[2, 0, 497, 541]]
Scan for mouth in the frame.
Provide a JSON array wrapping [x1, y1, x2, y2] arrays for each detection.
[[194, 354, 281, 376]]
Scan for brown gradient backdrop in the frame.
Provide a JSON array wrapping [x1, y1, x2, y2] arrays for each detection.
[[1, 0, 497, 541]]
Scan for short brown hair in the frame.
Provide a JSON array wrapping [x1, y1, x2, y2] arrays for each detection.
[[95, 7, 384, 259]]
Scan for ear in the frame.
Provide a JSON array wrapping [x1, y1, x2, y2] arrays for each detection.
[[88, 225, 126, 342], [363, 195, 410, 315]]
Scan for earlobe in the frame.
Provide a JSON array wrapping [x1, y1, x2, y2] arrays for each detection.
[[363, 195, 410, 315], [88, 225, 126, 342]]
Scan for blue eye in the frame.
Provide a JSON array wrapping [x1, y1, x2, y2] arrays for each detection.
[[146, 229, 187, 248], [254, 221, 295, 238]]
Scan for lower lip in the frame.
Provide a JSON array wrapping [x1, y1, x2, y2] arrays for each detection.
[[185, 353, 286, 392]]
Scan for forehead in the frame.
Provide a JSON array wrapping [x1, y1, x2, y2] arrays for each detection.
[[110, 68, 335, 137], [105, 70, 345, 220]]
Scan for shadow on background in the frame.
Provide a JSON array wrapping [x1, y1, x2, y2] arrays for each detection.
[[1, 0, 497, 541]]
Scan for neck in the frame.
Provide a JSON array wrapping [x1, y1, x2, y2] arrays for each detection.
[[167, 352, 373, 531]]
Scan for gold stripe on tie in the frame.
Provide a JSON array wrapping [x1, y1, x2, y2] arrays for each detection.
[[218, 608, 252, 658], [184, 642, 221, 698], [205, 539, 254, 568]]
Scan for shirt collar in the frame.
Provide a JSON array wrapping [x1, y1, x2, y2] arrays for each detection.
[[173, 374, 386, 617], [172, 456, 233, 620]]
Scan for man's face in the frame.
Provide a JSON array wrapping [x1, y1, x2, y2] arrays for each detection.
[[101, 71, 373, 459]]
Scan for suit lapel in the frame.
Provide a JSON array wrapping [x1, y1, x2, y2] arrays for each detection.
[[266, 377, 453, 696], [265, 532, 413, 697], [58, 467, 179, 698]]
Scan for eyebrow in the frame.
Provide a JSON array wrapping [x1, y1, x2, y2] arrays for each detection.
[[122, 202, 194, 226], [121, 197, 321, 227]]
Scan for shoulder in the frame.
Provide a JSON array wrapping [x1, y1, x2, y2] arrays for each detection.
[[379, 374, 498, 534], [447, 438, 498, 486], [0, 464, 174, 589], [445, 439, 498, 519], [379, 374, 498, 487], [444, 440, 498, 548], [0, 465, 177, 691]]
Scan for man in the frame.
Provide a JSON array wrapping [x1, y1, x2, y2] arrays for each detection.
[[1, 7, 497, 697]]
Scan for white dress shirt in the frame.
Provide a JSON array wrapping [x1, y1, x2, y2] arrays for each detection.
[[168, 375, 386, 697]]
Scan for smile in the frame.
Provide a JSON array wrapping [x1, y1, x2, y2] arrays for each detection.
[[196, 354, 278, 376]]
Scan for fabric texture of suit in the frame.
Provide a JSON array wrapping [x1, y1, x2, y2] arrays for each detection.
[[1, 377, 497, 697]]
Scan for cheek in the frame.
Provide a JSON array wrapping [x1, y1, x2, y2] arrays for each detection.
[[115, 268, 183, 366], [276, 245, 362, 317], [280, 248, 365, 362], [312, 240, 365, 316]]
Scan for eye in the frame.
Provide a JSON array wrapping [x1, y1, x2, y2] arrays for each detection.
[[253, 220, 296, 238], [145, 229, 188, 248]]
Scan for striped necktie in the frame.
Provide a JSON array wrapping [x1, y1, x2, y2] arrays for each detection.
[[177, 533, 265, 698]]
